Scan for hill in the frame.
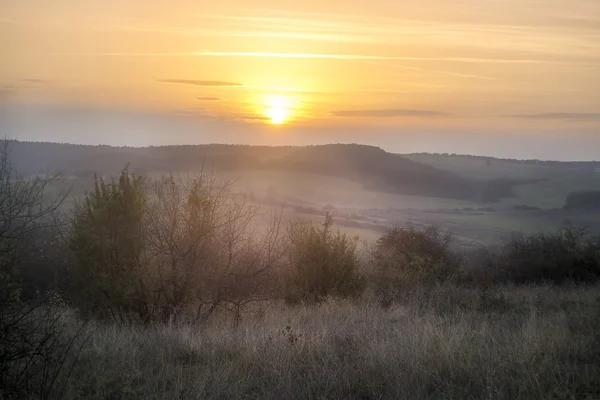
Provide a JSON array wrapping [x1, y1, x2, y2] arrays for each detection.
[[7, 141, 520, 202]]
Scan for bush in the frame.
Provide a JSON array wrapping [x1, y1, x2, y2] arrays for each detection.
[[284, 212, 365, 304], [68, 168, 149, 323], [497, 226, 600, 284], [0, 139, 85, 398], [370, 225, 463, 305], [68, 169, 284, 324]]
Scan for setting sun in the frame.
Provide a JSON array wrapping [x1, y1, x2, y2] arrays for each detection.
[[262, 94, 293, 124], [265, 106, 289, 124]]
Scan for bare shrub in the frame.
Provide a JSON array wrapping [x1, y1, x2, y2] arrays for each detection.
[[0, 138, 86, 398], [143, 173, 285, 323], [68, 169, 285, 324]]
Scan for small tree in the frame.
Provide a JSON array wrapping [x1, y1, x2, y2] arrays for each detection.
[[68, 169, 285, 324], [68, 168, 150, 323], [370, 225, 463, 305], [143, 173, 285, 323], [284, 212, 365, 304]]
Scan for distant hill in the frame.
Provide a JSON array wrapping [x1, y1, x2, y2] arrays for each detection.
[[6, 140, 529, 202], [405, 152, 600, 171], [263, 144, 482, 200], [5, 141, 290, 176]]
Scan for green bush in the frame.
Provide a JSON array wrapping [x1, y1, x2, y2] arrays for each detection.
[[370, 225, 463, 305], [497, 226, 600, 284], [68, 168, 150, 323], [284, 212, 365, 304]]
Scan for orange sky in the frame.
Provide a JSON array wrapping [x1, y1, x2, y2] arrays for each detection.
[[1, 0, 599, 157]]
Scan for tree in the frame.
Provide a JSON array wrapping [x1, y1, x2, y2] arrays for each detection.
[[143, 173, 285, 323], [284, 212, 365, 304], [68, 168, 150, 323], [68, 169, 285, 324], [370, 225, 463, 305], [1, 138, 85, 398]]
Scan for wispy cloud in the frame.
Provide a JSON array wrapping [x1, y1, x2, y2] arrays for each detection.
[[330, 109, 450, 118], [195, 52, 543, 64], [54, 52, 547, 64], [348, 59, 494, 80], [197, 97, 221, 101], [158, 79, 242, 87], [19, 79, 52, 84], [239, 115, 270, 121], [505, 113, 600, 120]]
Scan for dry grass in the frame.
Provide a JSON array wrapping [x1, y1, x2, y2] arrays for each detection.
[[52, 284, 600, 400]]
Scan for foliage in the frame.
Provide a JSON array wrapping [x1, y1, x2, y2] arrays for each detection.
[[0, 139, 85, 399], [68, 169, 284, 324], [68, 168, 150, 323], [143, 173, 284, 324], [370, 225, 463, 305], [497, 225, 600, 284], [284, 212, 365, 304]]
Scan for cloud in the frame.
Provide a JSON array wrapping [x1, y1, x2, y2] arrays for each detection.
[[19, 79, 52, 84], [55, 52, 550, 65], [330, 109, 450, 118], [505, 113, 600, 121], [238, 115, 270, 121], [158, 79, 242, 87], [197, 97, 221, 101]]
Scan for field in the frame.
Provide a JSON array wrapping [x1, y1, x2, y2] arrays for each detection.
[[212, 158, 600, 247], [46, 150, 600, 249], [5, 142, 600, 400], [51, 284, 600, 399]]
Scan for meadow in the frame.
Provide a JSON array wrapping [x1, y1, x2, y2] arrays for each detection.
[[4, 142, 600, 399], [23, 285, 600, 399]]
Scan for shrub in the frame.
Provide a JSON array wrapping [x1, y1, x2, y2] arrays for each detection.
[[68, 168, 150, 323], [68, 169, 284, 324], [370, 225, 463, 305], [284, 212, 365, 304], [0, 139, 85, 398], [497, 226, 600, 284], [142, 173, 284, 324]]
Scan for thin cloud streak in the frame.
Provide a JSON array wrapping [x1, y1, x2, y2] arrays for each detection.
[[158, 79, 243, 87], [237, 115, 271, 121], [348, 59, 494, 80], [19, 79, 52, 84], [506, 113, 600, 120], [58, 51, 549, 64], [197, 97, 221, 101], [195, 52, 544, 64], [331, 109, 450, 117]]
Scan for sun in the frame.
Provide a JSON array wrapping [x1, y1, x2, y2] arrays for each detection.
[[262, 94, 293, 124], [265, 106, 289, 124]]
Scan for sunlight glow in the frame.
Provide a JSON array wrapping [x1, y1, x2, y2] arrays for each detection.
[[263, 94, 293, 124], [266, 107, 289, 124]]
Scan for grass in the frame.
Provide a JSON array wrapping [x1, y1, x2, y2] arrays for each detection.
[[55, 284, 600, 399]]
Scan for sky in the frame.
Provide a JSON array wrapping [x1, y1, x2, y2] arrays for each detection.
[[1, 0, 600, 159]]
